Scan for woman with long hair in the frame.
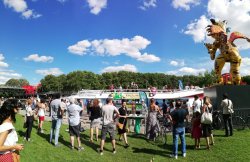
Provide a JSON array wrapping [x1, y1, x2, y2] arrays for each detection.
[[37, 99, 46, 133], [0, 99, 24, 162], [146, 98, 162, 140], [89, 99, 102, 142], [202, 96, 215, 150], [117, 100, 129, 148]]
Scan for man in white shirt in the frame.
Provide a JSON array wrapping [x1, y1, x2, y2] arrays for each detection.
[[99, 98, 120, 155], [221, 93, 233, 136], [192, 95, 201, 113]]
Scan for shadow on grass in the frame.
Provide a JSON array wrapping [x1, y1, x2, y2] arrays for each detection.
[[132, 146, 169, 157], [127, 133, 147, 140]]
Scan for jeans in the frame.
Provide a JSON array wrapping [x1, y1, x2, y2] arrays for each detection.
[[50, 119, 62, 145], [172, 127, 186, 156], [223, 114, 233, 136]]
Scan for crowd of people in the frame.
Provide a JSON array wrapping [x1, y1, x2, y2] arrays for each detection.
[[0, 92, 235, 161]]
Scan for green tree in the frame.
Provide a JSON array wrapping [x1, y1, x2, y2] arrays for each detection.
[[5, 78, 29, 87]]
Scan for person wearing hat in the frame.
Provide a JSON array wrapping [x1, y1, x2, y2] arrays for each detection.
[[221, 93, 234, 136]]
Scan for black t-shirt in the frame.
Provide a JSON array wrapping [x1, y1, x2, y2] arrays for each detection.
[[89, 106, 101, 121], [118, 107, 127, 123], [171, 108, 188, 128], [162, 103, 168, 114]]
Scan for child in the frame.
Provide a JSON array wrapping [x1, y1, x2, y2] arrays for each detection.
[[192, 111, 202, 149]]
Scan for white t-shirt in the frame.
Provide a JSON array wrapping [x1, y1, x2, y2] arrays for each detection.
[[193, 99, 201, 113], [38, 104, 45, 117], [26, 105, 33, 116], [0, 122, 18, 154], [101, 104, 118, 126]]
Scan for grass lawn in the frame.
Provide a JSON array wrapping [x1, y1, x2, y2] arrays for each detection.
[[15, 115, 250, 162]]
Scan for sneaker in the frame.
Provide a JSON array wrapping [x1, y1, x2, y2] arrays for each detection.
[[124, 144, 129, 148], [54, 144, 61, 147], [169, 154, 177, 159], [183, 153, 186, 157], [99, 149, 103, 155], [78, 146, 84, 151], [112, 148, 116, 154], [71, 146, 74, 150]]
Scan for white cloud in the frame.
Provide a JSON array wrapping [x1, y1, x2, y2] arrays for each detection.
[[184, 15, 210, 43], [87, 0, 107, 15], [170, 60, 185, 66], [184, 0, 250, 49], [136, 53, 160, 62], [0, 70, 22, 84], [3, 0, 42, 19], [35, 68, 63, 76], [68, 35, 160, 63], [166, 67, 206, 76], [240, 57, 250, 76], [68, 40, 91, 55], [101, 64, 137, 73], [0, 54, 22, 84], [0, 54, 9, 68], [24, 54, 54, 63], [139, 0, 157, 10], [172, 0, 200, 10]]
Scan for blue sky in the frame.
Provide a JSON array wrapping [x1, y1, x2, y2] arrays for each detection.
[[0, 0, 250, 85]]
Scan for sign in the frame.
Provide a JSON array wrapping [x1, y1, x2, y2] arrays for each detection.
[[111, 92, 140, 99]]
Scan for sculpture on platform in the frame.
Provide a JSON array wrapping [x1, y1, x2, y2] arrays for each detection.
[[204, 19, 250, 85]]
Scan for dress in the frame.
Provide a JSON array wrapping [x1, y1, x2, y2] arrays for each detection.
[[146, 109, 160, 139], [118, 107, 127, 135], [192, 118, 202, 139]]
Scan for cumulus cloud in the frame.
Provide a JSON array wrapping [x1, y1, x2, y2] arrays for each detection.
[[184, 15, 210, 43], [3, 0, 42, 19], [101, 64, 137, 73], [0, 54, 9, 68], [240, 57, 250, 76], [170, 60, 185, 66], [87, 0, 107, 15], [68, 35, 160, 63], [166, 67, 206, 76], [35, 68, 63, 76], [184, 0, 250, 49], [24, 54, 54, 63], [68, 40, 91, 55], [0, 70, 22, 84], [139, 0, 157, 10], [172, 0, 200, 10], [0, 53, 23, 84]]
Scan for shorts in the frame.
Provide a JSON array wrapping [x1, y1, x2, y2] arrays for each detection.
[[90, 118, 101, 128], [39, 116, 45, 121], [101, 123, 115, 140], [69, 124, 80, 137]]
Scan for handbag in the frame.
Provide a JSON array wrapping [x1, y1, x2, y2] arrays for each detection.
[[201, 111, 213, 124], [23, 122, 27, 128], [117, 122, 124, 129]]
